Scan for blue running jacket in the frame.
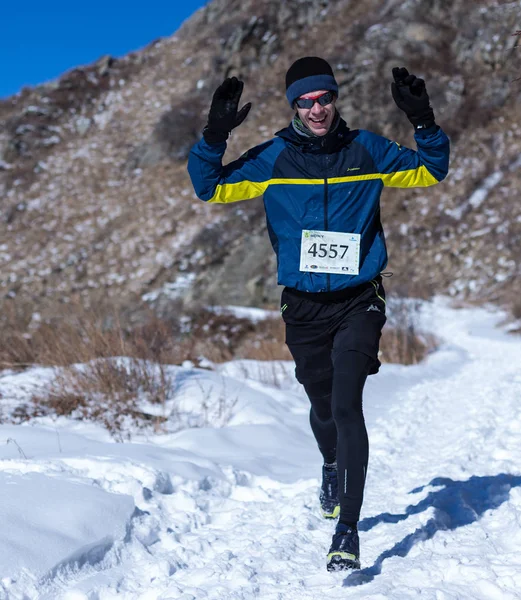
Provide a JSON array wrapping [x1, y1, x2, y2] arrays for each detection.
[[187, 119, 450, 292]]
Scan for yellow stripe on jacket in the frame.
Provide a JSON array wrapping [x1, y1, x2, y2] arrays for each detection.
[[207, 166, 439, 203], [380, 164, 439, 187]]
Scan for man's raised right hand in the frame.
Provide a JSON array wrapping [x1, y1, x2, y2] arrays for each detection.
[[203, 77, 252, 144]]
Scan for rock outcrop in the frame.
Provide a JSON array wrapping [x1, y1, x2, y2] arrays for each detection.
[[1, 0, 520, 322]]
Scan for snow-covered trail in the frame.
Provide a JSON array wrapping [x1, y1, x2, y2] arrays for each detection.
[[1, 299, 521, 599]]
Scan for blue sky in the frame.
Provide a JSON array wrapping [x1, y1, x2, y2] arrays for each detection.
[[0, 1, 208, 99]]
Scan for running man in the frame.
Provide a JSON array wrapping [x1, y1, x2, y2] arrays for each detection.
[[188, 57, 450, 571]]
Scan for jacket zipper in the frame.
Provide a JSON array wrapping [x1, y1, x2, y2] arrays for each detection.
[[324, 151, 330, 291]]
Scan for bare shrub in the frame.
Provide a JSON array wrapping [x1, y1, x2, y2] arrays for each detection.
[[238, 339, 290, 360], [380, 298, 437, 365], [0, 298, 269, 371], [235, 316, 292, 361], [512, 299, 521, 321], [0, 300, 274, 436], [1, 292, 436, 373], [247, 360, 289, 389], [180, 308, 256, 363], [506, 298, 521, 334], [0, 297, 187, 369], [29, 358, 173, 440], [1, 291, 436, 438], [194, 377, 239, 428], [6, 437, 27, 459], [32, 313, 126, 367], [0, 298, 36, 368]]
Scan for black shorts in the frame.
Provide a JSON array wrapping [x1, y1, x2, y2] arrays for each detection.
[[281, 278, 387, 384]]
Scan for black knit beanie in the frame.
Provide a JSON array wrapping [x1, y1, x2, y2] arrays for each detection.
[[285, 57, 339, 107]]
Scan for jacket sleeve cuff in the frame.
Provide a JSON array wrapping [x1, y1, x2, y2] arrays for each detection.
[[202, 126, 229, 145], [414, 124, 439, 138]]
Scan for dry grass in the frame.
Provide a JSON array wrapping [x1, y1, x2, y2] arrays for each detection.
[[1, 294, 435, 437], [511, 300, 521, 322], [28, 358, 173, 440], [193, 376, 239, 428], [0, 297, 184, 369], [380, 298, 438, 365], [0, 299, 36, 368], [0, 294, 434, 371], [0, 299, 288, 437], [380, 325, 437, 365], [0, 299, 178, 438], [504, 298, 521, 335], [235, 317, 292, 361]]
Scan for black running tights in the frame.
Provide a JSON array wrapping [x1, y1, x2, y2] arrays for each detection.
[[304, 350, 372, 523]]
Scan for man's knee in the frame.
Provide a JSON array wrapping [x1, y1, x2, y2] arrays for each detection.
[[304, 378, 333, 422], [332, 397, 364, 425], [303, 378, 332, 400]]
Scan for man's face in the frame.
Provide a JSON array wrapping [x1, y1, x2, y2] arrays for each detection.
[[295, 90, 336, 136]]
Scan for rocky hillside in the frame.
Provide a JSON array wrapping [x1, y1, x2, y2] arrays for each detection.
[[1, 0, 520, 323]]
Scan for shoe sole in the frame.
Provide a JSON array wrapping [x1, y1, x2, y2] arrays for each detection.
[[322, 505, 340, 519], [327, 552, 361, 571]]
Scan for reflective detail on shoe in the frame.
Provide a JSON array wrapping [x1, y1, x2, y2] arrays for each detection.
[[326, 552, 361, 571], [322, 504, 340, 519], [327, 523, 361, 571], [320, 464, 339, 519], [327, 551, 356, 561]]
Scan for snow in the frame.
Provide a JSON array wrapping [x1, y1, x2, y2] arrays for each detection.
[[1, 298, 521, 598], [446, 171, 503, 220], [468, 172, 503, 210], [0, 471, 134, 580], [208, 305, 281, 322], [141, 273, 196, 302]]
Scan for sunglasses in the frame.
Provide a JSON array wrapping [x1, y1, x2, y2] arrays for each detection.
[[294, 91, 335, 109]]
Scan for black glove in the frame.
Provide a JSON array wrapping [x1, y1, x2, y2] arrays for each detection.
[[203, 77, 252, 144], [391, 67, 435, 131]]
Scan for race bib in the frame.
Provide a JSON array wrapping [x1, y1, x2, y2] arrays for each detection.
[[300, 230, 360, 275]]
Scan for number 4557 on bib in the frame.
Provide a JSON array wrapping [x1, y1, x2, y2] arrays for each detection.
[[299, 230, 361, 275]]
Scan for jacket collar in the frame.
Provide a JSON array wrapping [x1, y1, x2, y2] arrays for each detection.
[[275, 112, 354, 154]]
